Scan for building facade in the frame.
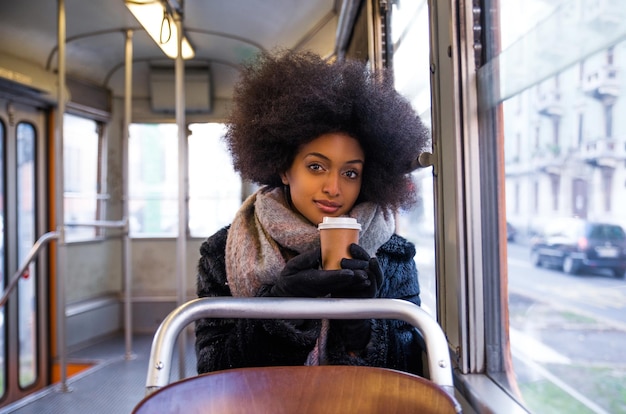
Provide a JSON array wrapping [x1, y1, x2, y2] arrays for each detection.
[[504, 3, 626, 237]]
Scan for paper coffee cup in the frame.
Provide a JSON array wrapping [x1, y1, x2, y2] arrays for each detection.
[[318, 217, 362, 270]]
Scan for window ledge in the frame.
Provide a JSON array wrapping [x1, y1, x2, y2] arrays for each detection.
[[454, 372, 530, 414]]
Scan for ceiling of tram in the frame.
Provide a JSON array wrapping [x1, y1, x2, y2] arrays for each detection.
[[0, 0, 339, 101]]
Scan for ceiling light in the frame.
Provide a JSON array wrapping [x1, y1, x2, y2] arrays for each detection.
[[126, 1, 195, 59]]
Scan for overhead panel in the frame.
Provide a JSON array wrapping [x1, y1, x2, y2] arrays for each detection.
[[149, 65, 211, 113]]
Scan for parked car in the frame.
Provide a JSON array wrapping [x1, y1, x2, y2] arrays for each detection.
[[530, 218, 626, 278], [506, 222, 517, 242]]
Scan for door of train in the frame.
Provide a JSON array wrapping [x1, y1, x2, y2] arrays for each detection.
[[0, 97, 49, 406]]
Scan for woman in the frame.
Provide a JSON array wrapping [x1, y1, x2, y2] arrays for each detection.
[[195, 49, 430, 375]]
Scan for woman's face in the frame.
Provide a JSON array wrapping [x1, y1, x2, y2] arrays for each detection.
[[281, 132, 364, 226]]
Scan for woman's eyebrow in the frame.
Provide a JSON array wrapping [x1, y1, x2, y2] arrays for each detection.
[[305, 152, 364, 165]]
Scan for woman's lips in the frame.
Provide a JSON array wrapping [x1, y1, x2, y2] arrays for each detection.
[[315, 200, 341, 214]]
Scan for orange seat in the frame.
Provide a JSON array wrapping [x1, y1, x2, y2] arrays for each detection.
[[133, 365, 458, 414]]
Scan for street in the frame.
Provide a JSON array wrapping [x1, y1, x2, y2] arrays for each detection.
[[507, 242, 626, 328], [410, 232, 626, 412], [506, 241, 626, 414]]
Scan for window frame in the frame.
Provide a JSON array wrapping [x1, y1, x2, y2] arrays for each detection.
[[427, 0, 529, 411]]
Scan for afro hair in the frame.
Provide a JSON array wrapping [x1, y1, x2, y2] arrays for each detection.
[[225, 49, 431, 211]]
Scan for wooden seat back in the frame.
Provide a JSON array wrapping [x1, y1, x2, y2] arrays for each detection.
[[133, 365, 458, 414]]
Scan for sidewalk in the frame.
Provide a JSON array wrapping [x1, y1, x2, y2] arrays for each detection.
[[509, 291, 626, 413]]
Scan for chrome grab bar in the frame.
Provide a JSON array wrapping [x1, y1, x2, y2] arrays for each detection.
[[64, 218, 128, 229], [0, 231, 59, 308], [145, 297, 456, 403], [0, 220, 128, 309]]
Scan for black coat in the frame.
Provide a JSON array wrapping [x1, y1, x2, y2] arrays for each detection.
[[195, 226, 424, 375]]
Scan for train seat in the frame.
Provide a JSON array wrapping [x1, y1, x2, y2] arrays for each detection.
[[132, 365, 458, 413], [132, 297, 462, 413]]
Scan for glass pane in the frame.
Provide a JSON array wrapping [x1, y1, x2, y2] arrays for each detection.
[[188, 123, 241, 237], [0, 120, 5, 397], [128, 124, 178, 236], [391, 0, 437, 316], [16, 122, 36, 388], [487, 0, 626, 411], [64, 113, 100, 242]]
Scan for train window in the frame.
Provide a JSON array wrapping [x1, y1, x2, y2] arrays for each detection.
[[188, 123, 241, 238], [64, 114, 102, 242], [128, 123, 239, 238], [390, 0, 436, 316], [486, 1, 626, 412], [16, 122, 37, 388], [128, 123, 179, 237], [0, 120, 4, 397]]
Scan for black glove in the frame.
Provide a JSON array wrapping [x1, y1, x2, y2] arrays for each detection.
[[265, 248, 368, 298], [332, 243, 383, 351], [337, 244, 383, 299]]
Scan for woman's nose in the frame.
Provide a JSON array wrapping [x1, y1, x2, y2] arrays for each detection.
[[323, 173, 340, 196]]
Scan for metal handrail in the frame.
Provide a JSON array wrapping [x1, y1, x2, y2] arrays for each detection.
[[145, 297, 459, 411], [62, 217, 134, 361], [0, 219, 129, 393], [0, 231, 59, 308], [64, 219, 128, 229]]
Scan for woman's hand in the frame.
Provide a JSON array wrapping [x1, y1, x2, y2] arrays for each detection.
[[331, 243, 384, 351], [336, 243, 383, 299], [265, 248, 368, 298]]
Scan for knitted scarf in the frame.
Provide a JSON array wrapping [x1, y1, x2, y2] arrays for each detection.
[[225, 187, 395, 298]]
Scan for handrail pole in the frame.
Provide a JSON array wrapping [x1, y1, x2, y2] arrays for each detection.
[[144, 297, 457, 407], [123, 28, 134, 360], [123, 216, 133, 359], [55, 0, 69, 393], [174, 10, 188, 380], [0, 232, 59, 308]]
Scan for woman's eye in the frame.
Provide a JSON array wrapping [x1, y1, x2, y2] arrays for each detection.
[[344, 170, 359, 179], [308, 163, 323, 172]]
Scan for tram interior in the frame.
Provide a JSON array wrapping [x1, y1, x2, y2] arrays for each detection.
[[0, 1, 471, 413]]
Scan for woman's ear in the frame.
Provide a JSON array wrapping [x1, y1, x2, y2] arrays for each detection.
[[280, 172, 289, 185]]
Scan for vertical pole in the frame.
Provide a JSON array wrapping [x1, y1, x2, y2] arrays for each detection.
[[55, 0, 69, 393], [123, 29, 135, 360], [174, 12, 188, 379]]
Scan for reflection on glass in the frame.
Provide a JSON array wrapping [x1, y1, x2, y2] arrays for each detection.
[[391, 0, 436, 316], [496, 1, 626, 412], [16, 122, 36, 388]]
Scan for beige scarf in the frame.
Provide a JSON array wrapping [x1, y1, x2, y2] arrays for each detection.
[[225, 187, 395, 298]]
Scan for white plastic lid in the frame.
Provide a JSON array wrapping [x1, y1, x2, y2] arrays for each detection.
[[317, 216, 362, 230]]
